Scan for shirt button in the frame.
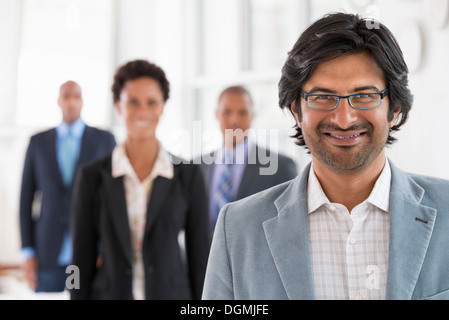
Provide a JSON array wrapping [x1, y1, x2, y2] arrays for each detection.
[[349, 238, 357, 245], [354, 294, 362, 300]]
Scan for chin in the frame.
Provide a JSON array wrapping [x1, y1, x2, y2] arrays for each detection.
[[128, 130, 157, 140]]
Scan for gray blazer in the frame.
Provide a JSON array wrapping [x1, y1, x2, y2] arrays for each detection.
[[202, 159, 449, 300]]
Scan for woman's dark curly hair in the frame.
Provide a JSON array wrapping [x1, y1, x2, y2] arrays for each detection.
[[278, 12, 413, 148], [112, 59, 170, 103]]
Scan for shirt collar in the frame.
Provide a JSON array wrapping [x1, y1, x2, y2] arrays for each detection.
[[366, 158, 391, 212], [307, 157, 392, 214], [307, 165, 331, 214], [56, 118, 85, 138], [111, 141, 174, 182]]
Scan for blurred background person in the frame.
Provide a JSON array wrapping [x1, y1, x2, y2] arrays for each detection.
[[19, 80, 116, 293], [69, 59, 210, 300], [197, 85, 298, 232]]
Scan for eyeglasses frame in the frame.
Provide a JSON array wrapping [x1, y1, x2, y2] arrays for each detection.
[[299, 88, 389, 111]]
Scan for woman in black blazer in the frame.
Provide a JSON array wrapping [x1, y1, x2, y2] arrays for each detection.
[[69, 60, 211, 300]]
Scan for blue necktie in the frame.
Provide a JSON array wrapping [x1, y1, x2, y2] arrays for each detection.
[[58, 127, 76, 266], [212, 153, 233, 228], [61, 127, 76, 186]]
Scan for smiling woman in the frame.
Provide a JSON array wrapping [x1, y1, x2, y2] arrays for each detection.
[[69, 59, 211, 300]]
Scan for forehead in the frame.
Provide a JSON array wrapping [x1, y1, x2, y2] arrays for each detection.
[[60, 82, 81, 95], [122, 77, 163, 95], [218, 92, 252, 108], [303, 52, 386, 92]]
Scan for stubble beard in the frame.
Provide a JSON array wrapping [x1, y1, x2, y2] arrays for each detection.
[[303, 121, 389, 173]]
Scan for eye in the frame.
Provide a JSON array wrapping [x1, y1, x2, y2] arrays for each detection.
[[309, 95, 335, 102], [352, 93, 378, 101], [147, 99, 157, 106], [128, 98, 139, 106]]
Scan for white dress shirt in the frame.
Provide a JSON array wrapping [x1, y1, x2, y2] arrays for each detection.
[[112, 142, 174, 300], [307, 159, 391, 300]]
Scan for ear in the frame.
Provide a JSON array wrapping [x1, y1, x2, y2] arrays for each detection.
[[290, 102, 301, 128], [389, 106, 401, 128], [115, 101, 123, 115], [215, 107, 220, 120]]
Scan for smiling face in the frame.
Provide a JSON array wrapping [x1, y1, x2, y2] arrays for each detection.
[[291, 52, 400, 172], [116, 77, 165, 141], [216, 91, 254, 147]]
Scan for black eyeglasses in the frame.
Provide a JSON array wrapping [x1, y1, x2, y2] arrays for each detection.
[[299, 89, 389, 111]]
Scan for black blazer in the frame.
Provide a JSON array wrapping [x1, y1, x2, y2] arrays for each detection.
[[19, 126, 116, 269], [69, 153, 211, 300]]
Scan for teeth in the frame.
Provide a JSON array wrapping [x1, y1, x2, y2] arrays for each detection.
[[134, 121, 151, 127], [330, 133, 361, 139]]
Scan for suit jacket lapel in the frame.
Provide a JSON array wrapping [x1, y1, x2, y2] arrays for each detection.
[[100, 168, 133, 266], [263, 163, 315, 299], [46, 129, 65, 188], [200, 162, 213, 190], [236, 144, 258, 199], [145, 175, 174, 234], [386, 160, 437, 300], [77, 126, 92, 165]]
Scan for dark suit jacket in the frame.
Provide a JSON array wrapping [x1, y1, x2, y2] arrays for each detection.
[[198, 144, 298, 201], [69, 153, 211, 300], [19, 125, 116, 270]]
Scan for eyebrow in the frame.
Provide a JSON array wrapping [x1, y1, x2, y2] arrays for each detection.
[[307, 85, 382, 94]]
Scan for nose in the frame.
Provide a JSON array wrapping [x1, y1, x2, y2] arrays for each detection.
[[328, 98, 359, 129], [227, 112, 241, 129]]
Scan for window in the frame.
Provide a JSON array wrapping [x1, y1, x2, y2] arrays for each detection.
[[188, 0, 305, 163], [15, 0, 115, 128]]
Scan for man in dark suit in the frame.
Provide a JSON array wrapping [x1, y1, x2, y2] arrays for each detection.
[[19, 80, 116, 292], [197, 85, 298, 231]]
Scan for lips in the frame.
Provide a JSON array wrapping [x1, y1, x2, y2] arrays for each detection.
[[133, 120, 153, 127], [324, 131, 367, 146], [328, 133, 363, 140]]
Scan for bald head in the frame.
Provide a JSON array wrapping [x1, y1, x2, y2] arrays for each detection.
[[58, 80, 83, 124], [60, 80, 81, 93]]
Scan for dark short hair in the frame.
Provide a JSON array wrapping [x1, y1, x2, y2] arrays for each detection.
[[218, 85, 253, 106], [278, 12, 413, 147], [112, 59, 170, 103]]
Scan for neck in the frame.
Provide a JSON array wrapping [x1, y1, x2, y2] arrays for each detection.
[[64, 118, 79, 125], [125, 136, 159, 181], [312, 151, 386, 212]]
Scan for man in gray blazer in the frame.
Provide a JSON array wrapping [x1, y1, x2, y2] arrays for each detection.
[[197, 85, 298, 232], [202, 13, 449, 300]]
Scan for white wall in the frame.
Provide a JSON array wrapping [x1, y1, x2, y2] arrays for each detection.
[[379, 0, 449, 179]]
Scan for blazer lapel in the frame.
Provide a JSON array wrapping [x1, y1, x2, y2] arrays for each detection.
[[145, 175, 174, 234], [100, 168, 133, 266], [77, 126, 92, 165], [386, 160, 437, 300], [46, 129, 65, 188], [236, 144, 258, 199], [200, 162, 213, 189], [263, 163, 315, 299]]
